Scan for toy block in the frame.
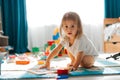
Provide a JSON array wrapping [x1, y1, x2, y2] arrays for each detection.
[[16, 60, 30, 65], [54, 39, 60, 44], [64, 49, 68, 54], [38, 60, 45, 65], [54, 56, 58, 58], [58, 53, 62, 57], [50, 44, 56, 50], [53, 32, 60, 40], [53, 27, 59, 35], [57, 74, 69, 79], [46, 46, 50, 51], [32, 47, 39, 53], [25, 52, 32, 56], [40, 55, 47, 60], [0, 46, 13, 52], [45, 50, 49, 56], [15, 54, 30, 65], [47, 40, 55, 46], [44, 43, 48, 49], [7, 55, 16, 63], [32, 47, 40, 57], [57, 69, 68, 75]]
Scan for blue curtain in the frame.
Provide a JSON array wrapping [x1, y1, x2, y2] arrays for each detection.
[[1, 0, 28, 53], [105, 0, 120, 18]]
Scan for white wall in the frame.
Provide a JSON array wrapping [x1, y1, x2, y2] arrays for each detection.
[[28, 25, 57, 51]]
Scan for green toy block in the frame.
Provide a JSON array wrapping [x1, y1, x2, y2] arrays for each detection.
[[44, 43, 48, 50], [54, 56, 58, 58], [32, 47, 40, 53], [50, 44, 56, 50]]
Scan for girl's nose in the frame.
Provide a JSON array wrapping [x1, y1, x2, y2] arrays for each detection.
[[67, 26, 72, 29]]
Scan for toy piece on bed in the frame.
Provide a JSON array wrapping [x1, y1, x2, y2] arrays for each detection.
[[106, 52, 120, 60], [15, 54, 30, 65], [7, 55, 16, 63]]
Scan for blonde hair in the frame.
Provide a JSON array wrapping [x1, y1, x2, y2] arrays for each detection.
[[60, 12, 83, 39]]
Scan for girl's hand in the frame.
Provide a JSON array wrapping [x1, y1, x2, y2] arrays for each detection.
[[66, 65, 73, 72], [67, 63, 73, 68], [67, 63, 73, 71], [67, 65, 77, 71], [67, 63, 77, 71], [39, 61, 50, 70]]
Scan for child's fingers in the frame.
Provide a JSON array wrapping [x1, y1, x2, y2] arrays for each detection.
[[39, 65, 46, 69], [67, 66, 73, 72], [39, 65, 50, 70], [46, 66, 50, 70], [67, 63, 73, 67]]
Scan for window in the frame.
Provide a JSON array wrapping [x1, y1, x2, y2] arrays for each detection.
[[26, 0, 104, 52], [26, 0, 104, 27]]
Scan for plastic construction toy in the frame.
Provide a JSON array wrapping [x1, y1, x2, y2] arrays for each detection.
[[57, 69, 69, 79], [44, 27, 68, 57], [106, 52, 120, 60], [7, 55, 16, 63], [15, 54, 30, 65], [53, 27, 60, 44], [57, 69, 68, 75], [0, 46, 13, 52], [32, 47, 40, 57], [37, 60, 45, 65]]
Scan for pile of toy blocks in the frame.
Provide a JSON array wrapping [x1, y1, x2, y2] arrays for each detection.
[[31, 27, 68, 62], [44, 27, 67, 57]]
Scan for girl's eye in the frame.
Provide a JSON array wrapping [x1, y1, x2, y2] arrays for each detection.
[[65, 26, 68, 28], [71, 25, 74, 28]]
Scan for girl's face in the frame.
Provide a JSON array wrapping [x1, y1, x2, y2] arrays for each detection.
[[62, 20, 78, 39]]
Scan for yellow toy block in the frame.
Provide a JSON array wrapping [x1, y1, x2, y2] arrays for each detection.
[[54, 39, 60, 44], [53, 27, 59, 35]]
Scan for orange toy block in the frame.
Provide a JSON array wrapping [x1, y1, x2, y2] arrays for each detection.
[[38, 60, 45, 65], [16, 60, 30, 65], [15, 55, 30, 65]]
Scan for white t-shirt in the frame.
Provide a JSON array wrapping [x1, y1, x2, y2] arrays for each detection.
[[61, 34, 98, 58]]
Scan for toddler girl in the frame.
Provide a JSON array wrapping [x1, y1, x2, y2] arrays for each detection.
[[40, 12, 98, 71]]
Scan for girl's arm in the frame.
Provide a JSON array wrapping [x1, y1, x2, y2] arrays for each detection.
[[41, 43, 63, 69], [67, 51, 75, 65], [46, 43, 63, 62], [72, 51, 84, 70], [67, 51, 85, 71]]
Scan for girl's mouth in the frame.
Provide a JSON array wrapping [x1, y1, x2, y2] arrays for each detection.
[[68, 33, 72, 35]]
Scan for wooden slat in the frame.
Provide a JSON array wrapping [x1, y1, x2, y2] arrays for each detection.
[[104, 18, 120, 25]]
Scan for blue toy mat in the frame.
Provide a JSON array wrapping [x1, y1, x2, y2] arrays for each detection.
[[0, 58, 120, 79], [70, 66, 120, 76]]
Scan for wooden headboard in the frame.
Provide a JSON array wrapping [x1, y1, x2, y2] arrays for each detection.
[[104, 18, 120, 26]]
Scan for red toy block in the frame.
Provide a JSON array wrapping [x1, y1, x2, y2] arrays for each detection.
[[45, 50, 49, 56], [64, 49, 68, 54], [57, 69, 68, 75], [58, 53, 62, 56], [47, 40, 55, 46]]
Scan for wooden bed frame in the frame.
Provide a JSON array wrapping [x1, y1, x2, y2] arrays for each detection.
[[104, 18, 120, 25], [104, 18, 120, 53]]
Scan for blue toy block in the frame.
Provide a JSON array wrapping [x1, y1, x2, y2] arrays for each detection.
[[57, 74, 69, 79]]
